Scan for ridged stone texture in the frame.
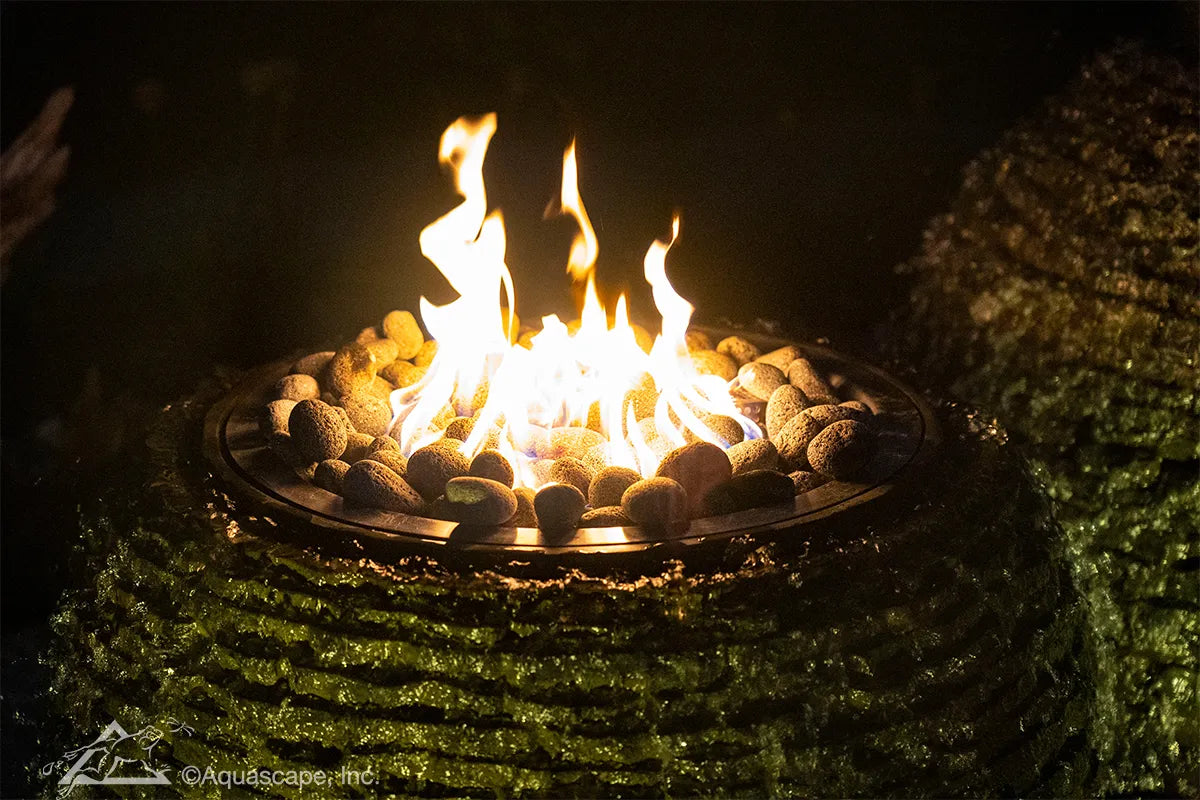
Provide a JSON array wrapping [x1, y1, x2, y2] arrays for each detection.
[[43, 373, 1096, 798], [891, 44, 1198, 796]]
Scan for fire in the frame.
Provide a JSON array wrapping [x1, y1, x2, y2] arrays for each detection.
[[389, 114, 759, 489]]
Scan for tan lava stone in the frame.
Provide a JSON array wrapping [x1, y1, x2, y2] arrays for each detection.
[[368, 435, 400, 455], [381, 361, 425, 388], [549, 457, 594, 496], [756, 345, 804, 371], [580, 506, 634, 527], [789, 470, 830, 494], [588, 466, 642, 508], [774, 408, 829, 467], [534, 483, 587, 531], [342, 459, 423, 513], [364, 338, 399, 367], [314, 459, 350, 494], [288, 399, 349, 463], [340, 392, 392, 437], [290, 351, 335, 377], [382, 310, 424, 359], [340, 432, 376, 463], [807, 419, 873, 479], [444, 477, 519, 526], [804, 403, 860, 429], [260, 399, 297, 437], [621, 477, 688, 526], [327, 342, 378, 398], [737, 362, 787, 400], [406, 443, 471, 500], [786, 357, 838, 405], [413, 340, 438, 368], [367, 451, 409, 479], [700, 469, 794, 517], [469, 450, 515, 488], [656, 441, 732, 518], [445, 416, 477, 441], [686, 414, 744, 447], [766, 384, 809, 439], [727, 438, 779, 476], [716, 336, 761, 366], [691, 350, 738, 381], [684, 330, 713, 352], [275, 373, 320, 402], [507, 487, 537, 526]]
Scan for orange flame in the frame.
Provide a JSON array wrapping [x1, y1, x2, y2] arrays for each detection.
[[389, 116, 758, 488]]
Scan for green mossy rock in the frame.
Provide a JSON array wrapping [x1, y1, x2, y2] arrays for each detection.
[[40, 374, 1096, 798], [891, 44, 1198, 796]]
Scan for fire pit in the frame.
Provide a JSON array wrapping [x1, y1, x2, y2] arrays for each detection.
[[49, 114, 1095, 797], [203, 115, 935, 563]]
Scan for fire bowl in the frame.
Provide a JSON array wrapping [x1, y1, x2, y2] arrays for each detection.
[[204, 331, 939, 565]]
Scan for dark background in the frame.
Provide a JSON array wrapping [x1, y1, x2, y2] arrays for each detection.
[[0, 1, 1194, 793]]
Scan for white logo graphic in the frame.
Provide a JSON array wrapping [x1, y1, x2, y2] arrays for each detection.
[[41, 718, 194, 797]]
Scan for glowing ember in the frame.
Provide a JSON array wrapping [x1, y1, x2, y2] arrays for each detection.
[[388, 114, 761, 489]]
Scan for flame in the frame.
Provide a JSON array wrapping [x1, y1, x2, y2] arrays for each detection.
[[389, 116, 758, 489]]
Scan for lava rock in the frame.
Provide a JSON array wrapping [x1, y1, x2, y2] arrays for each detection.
[[588, 466, 642, 508], [290, 351, 335, 377], [716, 336, 761, 366], [365, 375, 396, 400], [382, 310, 424, 360], [579, 506, 634, 527], [260, 399, 297, 437], [686, 413, 745, 447], [534, 483, 587, 531], [757, 345, 804, 371], [355, 326, 380, 343], [506, 487, 537, 526], [314, 459, 351, 494], [327, 343, 378, 398], [685, 330, 713, 352], [413, 340, 438, 368], [342, 459, 423, 513], [766, 384, 809, 439], [406, 443, 471, 500], [786, 358, 838, 405], [275, 373, 321, 402], [621, 477, 688, 527], [789, 470, 831, 494], [549, 457, 594, 496], [840, 400, 873, 417], [368, 436, 400, 455], [444, 477, 519, 526], [700, 469, 795, 516], [381, 361, 425, 388], [340, 392, 392, 437], [367, 451, 409, 479], [469, 450, 515, 488], [803, 404, 860, 430], [656, 441, 732, 518], [288, 399, 350, 463], [364, 338, 400, 368], [340, 432, 376, 463], [728, 438, 780, 476], [445, 416, 477, 442], [774, 409, 829, 467], [330, 404, 354, 432], [737, 362, 787, 401], [534, 426, 605, 460], [808, 420, 874, 479], [691, 350, 739, 381], [267, 433, 316, 479]]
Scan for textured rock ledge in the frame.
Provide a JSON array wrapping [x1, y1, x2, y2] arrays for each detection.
[[40, 371, 1095, 798], [891, 43, 1198, 797]]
